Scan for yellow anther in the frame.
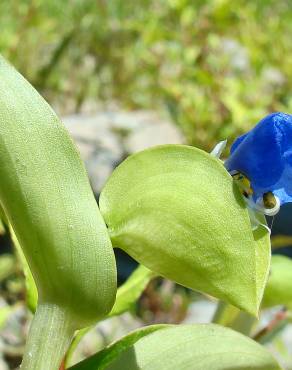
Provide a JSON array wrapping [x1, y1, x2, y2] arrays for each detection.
[[232, 172, 253, 197]]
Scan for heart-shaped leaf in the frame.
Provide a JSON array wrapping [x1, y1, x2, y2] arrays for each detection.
[[100, 145, 270, 315], [263, 255, 292, 309], [69, 324, 281, 370]]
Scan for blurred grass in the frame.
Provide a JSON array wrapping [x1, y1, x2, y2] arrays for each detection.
[[0, 0, 291, 149]]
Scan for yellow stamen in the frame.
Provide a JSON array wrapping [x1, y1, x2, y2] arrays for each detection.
[[232, 172, 253, 197]]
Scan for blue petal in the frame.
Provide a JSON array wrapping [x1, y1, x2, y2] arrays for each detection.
[[225, 112, 292, 205], [230, 133, 248, 154]]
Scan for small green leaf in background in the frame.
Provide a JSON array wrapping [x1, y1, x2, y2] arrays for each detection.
[[212, 301, 256, 336], [0, 210, 16, 282], [109, 264, 154, 317], [69, 324, 281, 370], [10, 228, 38, 312], [65, 265, 154, 367], [0, 207, 38, 311], [100, 145, 270, 316], [263, 255, 292, 309]]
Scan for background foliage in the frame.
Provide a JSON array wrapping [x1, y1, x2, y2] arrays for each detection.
[[0, 0, 291, 149]]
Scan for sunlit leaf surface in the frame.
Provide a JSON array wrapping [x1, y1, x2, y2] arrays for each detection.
[[70, 324, 281, 370], [100, 145, 270, 315]]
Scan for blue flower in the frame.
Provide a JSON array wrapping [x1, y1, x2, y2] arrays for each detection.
[[225, 112, 292, 216]]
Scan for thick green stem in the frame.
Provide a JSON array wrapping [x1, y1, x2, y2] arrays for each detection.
[[21, 303, 75, 370], [212, 300, 257, 336]]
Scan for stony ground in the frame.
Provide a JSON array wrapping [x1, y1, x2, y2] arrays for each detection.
[[62, 109, 184, 194]]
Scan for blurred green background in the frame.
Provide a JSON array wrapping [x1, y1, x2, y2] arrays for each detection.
[[0, 0, 291, 150]]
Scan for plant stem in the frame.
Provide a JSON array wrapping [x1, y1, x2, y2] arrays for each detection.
[[253, 308, 288, 344], [21, 302, 75, 370], [212, 300, 256, 336]]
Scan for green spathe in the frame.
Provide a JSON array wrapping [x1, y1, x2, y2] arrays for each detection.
[[100, 145, 270, 316]]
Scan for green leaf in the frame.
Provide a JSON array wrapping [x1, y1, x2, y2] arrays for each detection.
[[0, 54, 117, 326], [109, 264, 154, 317], [10, 227, 38, 312], [262, 255, 292, 309], [10, 231, 154, 317], [69, 325, 168, 370], [0, 207, 38, 311], [212, 301, 255, 336], [0, 55, 117, 370], [0, 210, 16, 282], [100, 145, 270, 315], [69, 324, 281, 370]]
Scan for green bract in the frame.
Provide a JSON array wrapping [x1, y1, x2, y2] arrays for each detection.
[[70, 324, 281, 370], [100, 145, 270, 316], [0, 55, 117, 370]]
